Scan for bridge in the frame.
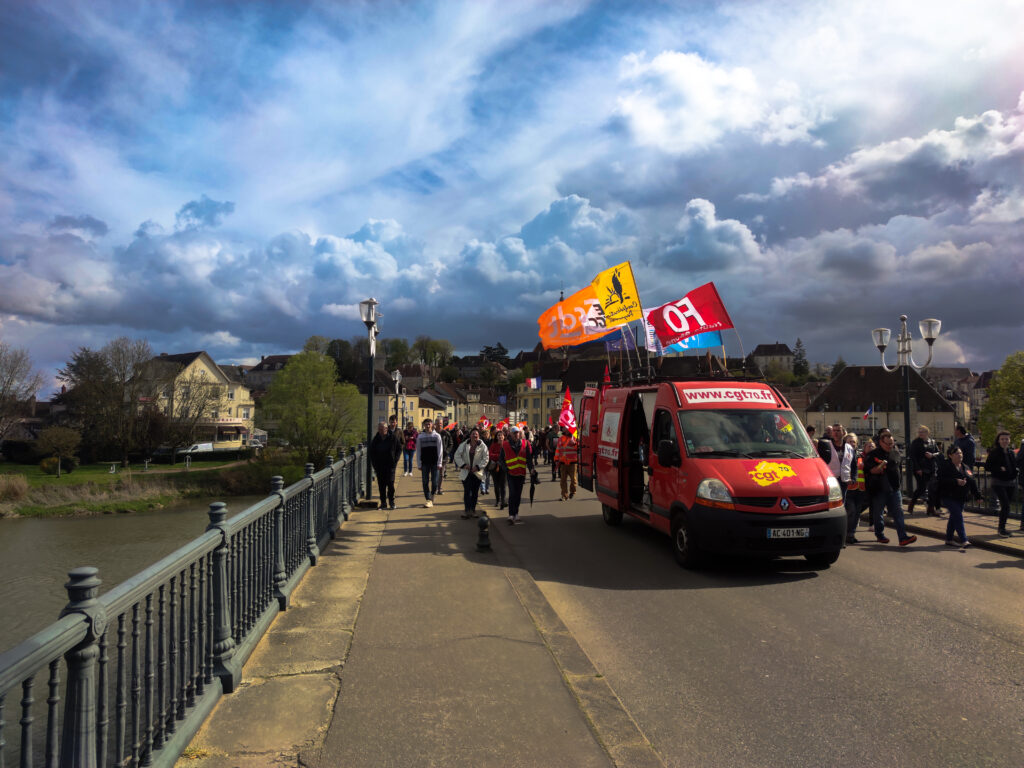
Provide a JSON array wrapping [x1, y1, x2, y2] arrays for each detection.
[[1, 453, 1022, 767]]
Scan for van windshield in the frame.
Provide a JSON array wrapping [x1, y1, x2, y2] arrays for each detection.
[[678, 409, 816, 459]]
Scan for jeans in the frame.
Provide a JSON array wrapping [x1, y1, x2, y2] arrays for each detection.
[[993, 483, 1016, 531], [870, 489, 908, 541], [462, 474, 481, 513], [403, 449, 415, 473], [491, 468, 506, 507], [844, 489, 868, 535], [420, 465, 440, 500], [942, 497, 967, 543], [507, 474, 526, 518]]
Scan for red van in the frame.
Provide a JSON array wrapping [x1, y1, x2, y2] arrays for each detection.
[[578, 378, 846, 568]]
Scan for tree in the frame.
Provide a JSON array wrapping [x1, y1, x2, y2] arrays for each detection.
[[0, 341, 44, 442], [381, 338, 410, 370], [978, 351, 1024, 447], [161, 367, 229, 458], [303, 335, 330, 354], [478, 362, 501, 387], [326, 338, 359, 382], [792, 338, 809, 378], [412, 335, 433, 366], [831, 356, 847, 379], [480, 342, 510, 365], [105, 337, 159, 464], [260, 352, 365, 465], [437, 364, 459, 382], [36, 426, 81, 478]]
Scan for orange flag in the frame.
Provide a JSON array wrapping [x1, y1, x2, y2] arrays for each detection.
[[537, 285, 615, 349]]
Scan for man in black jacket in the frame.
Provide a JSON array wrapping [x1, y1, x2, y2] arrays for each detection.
[[865, 429, 917, 547], [370, 421, 401, 510], [908, 425, 940, 516]]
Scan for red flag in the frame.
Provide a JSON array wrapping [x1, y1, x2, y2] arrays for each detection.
[[645, 282, 734, 347], [602, 365, 611, 384], [558, 388, 577, 437]]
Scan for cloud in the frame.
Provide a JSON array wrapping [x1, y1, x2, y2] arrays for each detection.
[[654, 199, 761, 270], [175, 195, 235, 230], [48, 214, 109, 237]]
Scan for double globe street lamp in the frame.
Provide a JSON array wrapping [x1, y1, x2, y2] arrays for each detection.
[[871, 315, 941, 478], [359, 298, 379, 497]]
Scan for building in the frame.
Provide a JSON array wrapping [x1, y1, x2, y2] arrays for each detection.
[[806, 365, 955, 447], [748, 342, 794, 374], [244, 355, 294, 392], [144, 352, 257, 447], [970, 370, 995, 432]]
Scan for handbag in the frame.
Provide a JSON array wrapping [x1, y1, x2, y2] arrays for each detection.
[[486, 460, 497, 472]]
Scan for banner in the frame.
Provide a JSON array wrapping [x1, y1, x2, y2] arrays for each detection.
[[591, 261, 643, 328], [645, 282, 734, 347], [558, 388, 577, 437], [526, 377, 541, 389], [604, 330, 637, 352], [537, 285, 615, 349], [643, 319, 721, 355]]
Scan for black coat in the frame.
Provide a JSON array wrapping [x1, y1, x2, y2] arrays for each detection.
[[937, 459, 980, 503], [370, 431, 401, 469], [909, 436, 939, 475], [984, 446, 1019, 483]]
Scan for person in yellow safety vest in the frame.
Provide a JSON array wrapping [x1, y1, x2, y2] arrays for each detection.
[[843, 437, 873, 546], [556, 426, 578, 501], [500, 425, 535, 525]]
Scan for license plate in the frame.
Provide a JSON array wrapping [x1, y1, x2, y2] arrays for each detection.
[[767, 527, 810, 539]]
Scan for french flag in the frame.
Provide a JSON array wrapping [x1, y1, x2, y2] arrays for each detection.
[[526, 377, 541, 389], [862, 404, 874, 420]]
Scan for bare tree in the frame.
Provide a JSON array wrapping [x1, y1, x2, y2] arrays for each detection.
[[0, 341, 44, 441], [162, 368, 229, 457], [104, 337, 158, 464]]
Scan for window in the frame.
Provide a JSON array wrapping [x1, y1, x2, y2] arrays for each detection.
[[652, 409, 678, 447], [378, 399, 386, 410], [533, 398, 540, 408], [243, 408, 251, 419], [228, 390, 235, 400]]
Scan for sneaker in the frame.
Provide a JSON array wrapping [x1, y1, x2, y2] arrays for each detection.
[[899, 535, 917, 546], [425, 500, 433, 508], [513, 517, 523, 525], [507, 517, 515, 525], [845, 536, 858, 544], [876, 535, 890, 544], [998, 529, 1011, 537], [460, 512, 470, 519], [390, 503, 396, 510], [945, 540, 958, 547], [961, 540, 971, 548], [569, 492, 575, 499]]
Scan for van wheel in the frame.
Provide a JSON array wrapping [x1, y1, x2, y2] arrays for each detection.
[[671, 514, 702, 569], [602, 504, 623, 526], [805, 550, 841, 568]]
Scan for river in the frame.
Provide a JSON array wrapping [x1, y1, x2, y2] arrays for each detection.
[[0, 495, 264, 654]]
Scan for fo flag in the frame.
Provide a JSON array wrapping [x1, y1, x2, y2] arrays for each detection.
[[558, 388, 577, 437], [645, 282, 734, 347]]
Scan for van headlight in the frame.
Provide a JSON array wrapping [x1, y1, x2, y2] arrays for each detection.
[[826, 476, 842, 503], [696, 478, 733, 505]]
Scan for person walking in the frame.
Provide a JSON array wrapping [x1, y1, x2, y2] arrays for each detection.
[[908, 425, 940, 516], [865, 429, 917, 546], [556, 426, 578, 501], [937, 444, 981, 547], [954, 424, 977, 473], [415, 419, 444, 508], [842, 435, 869, 544], [455, 428, 489, 518], [489, 429, 508, 510], [501, 425, 535, 525], [402, 422, 418, 476], [984, 431, 1019, 536], [369, 421, 401, 510]]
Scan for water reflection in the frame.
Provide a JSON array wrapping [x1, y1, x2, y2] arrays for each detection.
[[0, 495, 262, 653]]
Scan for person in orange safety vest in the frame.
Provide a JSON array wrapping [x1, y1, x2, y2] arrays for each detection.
[[555, 426, 578, 501]]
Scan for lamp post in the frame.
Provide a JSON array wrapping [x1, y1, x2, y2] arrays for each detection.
[[872, 314, 941, 488], [391, 369, 402, 425], [359, 298, 379, 496]]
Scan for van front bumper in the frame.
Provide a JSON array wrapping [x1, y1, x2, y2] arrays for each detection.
[[687, 504, 846, 556]]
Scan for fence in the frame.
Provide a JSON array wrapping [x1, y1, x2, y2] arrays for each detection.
[[0, 446, 369, 768], [898, 459, 1023, 521]]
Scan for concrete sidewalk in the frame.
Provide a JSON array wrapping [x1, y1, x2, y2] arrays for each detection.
[[863, 503, 1024, 557], [177, 468, 661, 768]]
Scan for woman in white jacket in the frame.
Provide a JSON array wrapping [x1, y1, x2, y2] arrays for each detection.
[[455, 428, 490, 518]]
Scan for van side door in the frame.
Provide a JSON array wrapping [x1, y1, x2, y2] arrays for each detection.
[[649, 408, 681, 525]]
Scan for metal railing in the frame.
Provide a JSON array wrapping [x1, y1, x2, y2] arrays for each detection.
[[898, 458, 1023, 521], [0, 446, 369, 768]]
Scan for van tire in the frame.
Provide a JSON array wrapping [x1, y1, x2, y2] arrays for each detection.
[[671, 513, 702, 569], [804, 550, 841, 568], [602, 504, 623, 526]]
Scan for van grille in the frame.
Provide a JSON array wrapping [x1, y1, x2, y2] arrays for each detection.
[[791, 495, 828, 507], [733, 496, 776, 508]]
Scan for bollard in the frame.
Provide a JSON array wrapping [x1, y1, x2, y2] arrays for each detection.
[[476, 512, 492, 552], [59, 567, 106, 768], [305, 463, 319, 565], [271, 477, 288, 610]]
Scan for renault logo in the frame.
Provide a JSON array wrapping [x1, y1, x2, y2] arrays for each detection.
[[779, 498, 790, 511]]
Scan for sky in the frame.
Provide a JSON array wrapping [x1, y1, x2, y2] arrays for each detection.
[[2, 0, 1023, 393]]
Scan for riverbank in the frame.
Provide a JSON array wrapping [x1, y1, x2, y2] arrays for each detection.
[[0, 454, 311, 518]]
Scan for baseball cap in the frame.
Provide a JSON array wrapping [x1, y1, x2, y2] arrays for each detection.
[[510, 425, 521, 433]]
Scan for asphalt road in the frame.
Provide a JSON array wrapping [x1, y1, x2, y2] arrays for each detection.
[[493, 493, 1024, 768]]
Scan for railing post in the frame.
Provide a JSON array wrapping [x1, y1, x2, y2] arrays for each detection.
[[305, 463, 319, 565], [271, 477, 288, 611], [59, 567, 107, 768], [326, 456, 341, 539], [205, 503, 238, 694]]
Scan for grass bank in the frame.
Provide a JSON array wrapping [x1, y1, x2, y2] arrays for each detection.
[[0, 453, 313, 518]]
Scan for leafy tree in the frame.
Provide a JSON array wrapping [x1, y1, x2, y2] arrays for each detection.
[[831, 356, 847, 379], [792, 338, 809, 378], [763, 361, 794, 386], [428, 339, 454, 368], [326, 338, 359, 382], [36, 426, 81, 478], [412, 335, 433, 365], [381, 338, 410, 370], [478, 361, 501, 387], [259, 352, 365, 465], [0, 341, 44, 441], [303, 335, 330, 354], [480, 342, 510, 365], [437, 364, 459, 382], [978, 351, 1024, 447]]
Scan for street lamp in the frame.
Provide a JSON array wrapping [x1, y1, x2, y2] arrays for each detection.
[[359, 298, 379, 496], [391, 369, 402, 425], [872, 314, 941, 481]]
